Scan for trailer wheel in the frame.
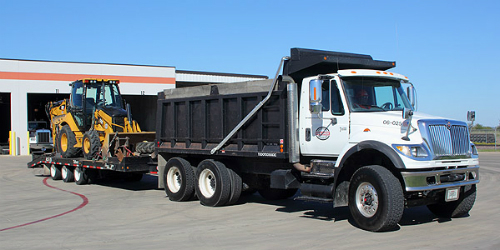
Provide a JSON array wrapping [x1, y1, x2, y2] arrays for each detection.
[[82, 131, 100, 160], [57, 125, 80, 158], [348, 165, 404, 232], [74, 167, 88, 185], [50, 164, 62, 180], [226, 168, 242, 205], [427, 184, 477, 218], [258, 187, 297, 200], [164, 158, 195, 201], [195, 160, 231, 207], [62, 166, 74, 182]]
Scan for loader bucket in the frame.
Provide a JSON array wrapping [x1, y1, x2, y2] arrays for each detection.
[[102, 132, 156, 157]]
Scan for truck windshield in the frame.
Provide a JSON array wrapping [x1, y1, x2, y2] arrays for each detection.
[[341, 76, 412, 112]]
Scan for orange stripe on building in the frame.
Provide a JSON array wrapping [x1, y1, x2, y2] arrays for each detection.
[[0, 71, 175, 84]]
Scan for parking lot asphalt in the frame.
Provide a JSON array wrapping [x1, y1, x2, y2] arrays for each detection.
[[1, 153, 499, 250]]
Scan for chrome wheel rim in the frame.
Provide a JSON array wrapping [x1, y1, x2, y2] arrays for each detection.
[[355, 182, 379, 218]]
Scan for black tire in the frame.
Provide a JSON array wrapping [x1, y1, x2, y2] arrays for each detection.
[[136, 142, 145, 154], [57, 125, 80, 158], [136, 142, 155, 154], [62, 166, 74, 182], [50, 164, 62, 180], [74, 167, 88, 185], [82, 131, 100, 160], [226, 168, 242, 205], [348, 165, 404, 232], [427, 184, 477, 218], [195, 160, 231, 207], [258, 187, 297, 200], [164, 158, 196, 201]]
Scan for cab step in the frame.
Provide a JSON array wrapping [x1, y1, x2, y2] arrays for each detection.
[[295, 196, 333, 203]]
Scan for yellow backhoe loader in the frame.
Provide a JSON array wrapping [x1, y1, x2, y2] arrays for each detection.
[[46, 79, 154, 160]]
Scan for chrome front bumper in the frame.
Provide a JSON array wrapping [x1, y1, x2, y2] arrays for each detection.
[[401, 166, 479, 192]]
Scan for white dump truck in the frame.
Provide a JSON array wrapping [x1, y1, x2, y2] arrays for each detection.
[[156, 48, 477, 231]]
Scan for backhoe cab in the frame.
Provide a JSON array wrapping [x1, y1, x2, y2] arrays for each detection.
[[46, 79, 154, 160]]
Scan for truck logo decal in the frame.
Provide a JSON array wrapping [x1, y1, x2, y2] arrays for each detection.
[[315, 127, 330, 140], [258, 152, 277, 157]]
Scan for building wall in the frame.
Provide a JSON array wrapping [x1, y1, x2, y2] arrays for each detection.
[[0, 59, 268, 155], [0, 59, 175, 155]]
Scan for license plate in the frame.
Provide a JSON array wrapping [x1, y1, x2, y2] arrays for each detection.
[[445, 187, 460, 202]]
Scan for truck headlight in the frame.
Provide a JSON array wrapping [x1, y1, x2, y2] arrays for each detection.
[[393, 144, 429, 159]]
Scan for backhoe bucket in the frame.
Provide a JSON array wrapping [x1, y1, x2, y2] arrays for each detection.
[[102, 132, 156, 157]]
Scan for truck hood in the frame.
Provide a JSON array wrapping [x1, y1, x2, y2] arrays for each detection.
[[349, 111, 451, 144]]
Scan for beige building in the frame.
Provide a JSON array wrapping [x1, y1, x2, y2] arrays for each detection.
[[0, 58, 267, 155]]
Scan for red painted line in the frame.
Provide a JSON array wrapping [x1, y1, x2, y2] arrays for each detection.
[[0, 177, 89, 232]]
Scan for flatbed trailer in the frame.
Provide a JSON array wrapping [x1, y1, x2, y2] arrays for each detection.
[[28, 153, 155, 184]]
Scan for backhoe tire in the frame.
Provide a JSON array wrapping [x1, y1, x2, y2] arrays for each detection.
[[83, 131, 100, 160], [136, 142, 155, 154], [57, 125, 80, 158]]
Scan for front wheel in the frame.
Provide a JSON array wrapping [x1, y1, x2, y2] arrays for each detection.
[[427, 184, 477, 218], [348, 165, 404, 232]]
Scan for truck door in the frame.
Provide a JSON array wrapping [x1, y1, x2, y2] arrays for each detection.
[[300, 79, 349, 156]]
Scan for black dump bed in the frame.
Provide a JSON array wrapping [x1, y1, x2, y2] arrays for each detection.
[[284, 48, 395, 82], [156, 79, 289, 159]]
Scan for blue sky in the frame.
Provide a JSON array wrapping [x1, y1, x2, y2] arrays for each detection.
[[1, 0, 499, 127]]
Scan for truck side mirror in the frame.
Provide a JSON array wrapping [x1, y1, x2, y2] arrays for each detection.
[[406, 84, 417, 110], [309, 79, 322, 114]]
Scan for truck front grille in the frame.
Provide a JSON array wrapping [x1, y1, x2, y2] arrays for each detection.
[[428, 124, 470, 157], [37, 131, 50, 143]]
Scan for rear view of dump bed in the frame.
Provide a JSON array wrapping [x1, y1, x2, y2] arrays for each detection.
[[156, 79, 289, 159]]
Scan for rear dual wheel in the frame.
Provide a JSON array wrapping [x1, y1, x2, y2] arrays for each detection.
[[164, 158, 242, 206], [196, 160, 232, 207], [164, 157, 196, 201]]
